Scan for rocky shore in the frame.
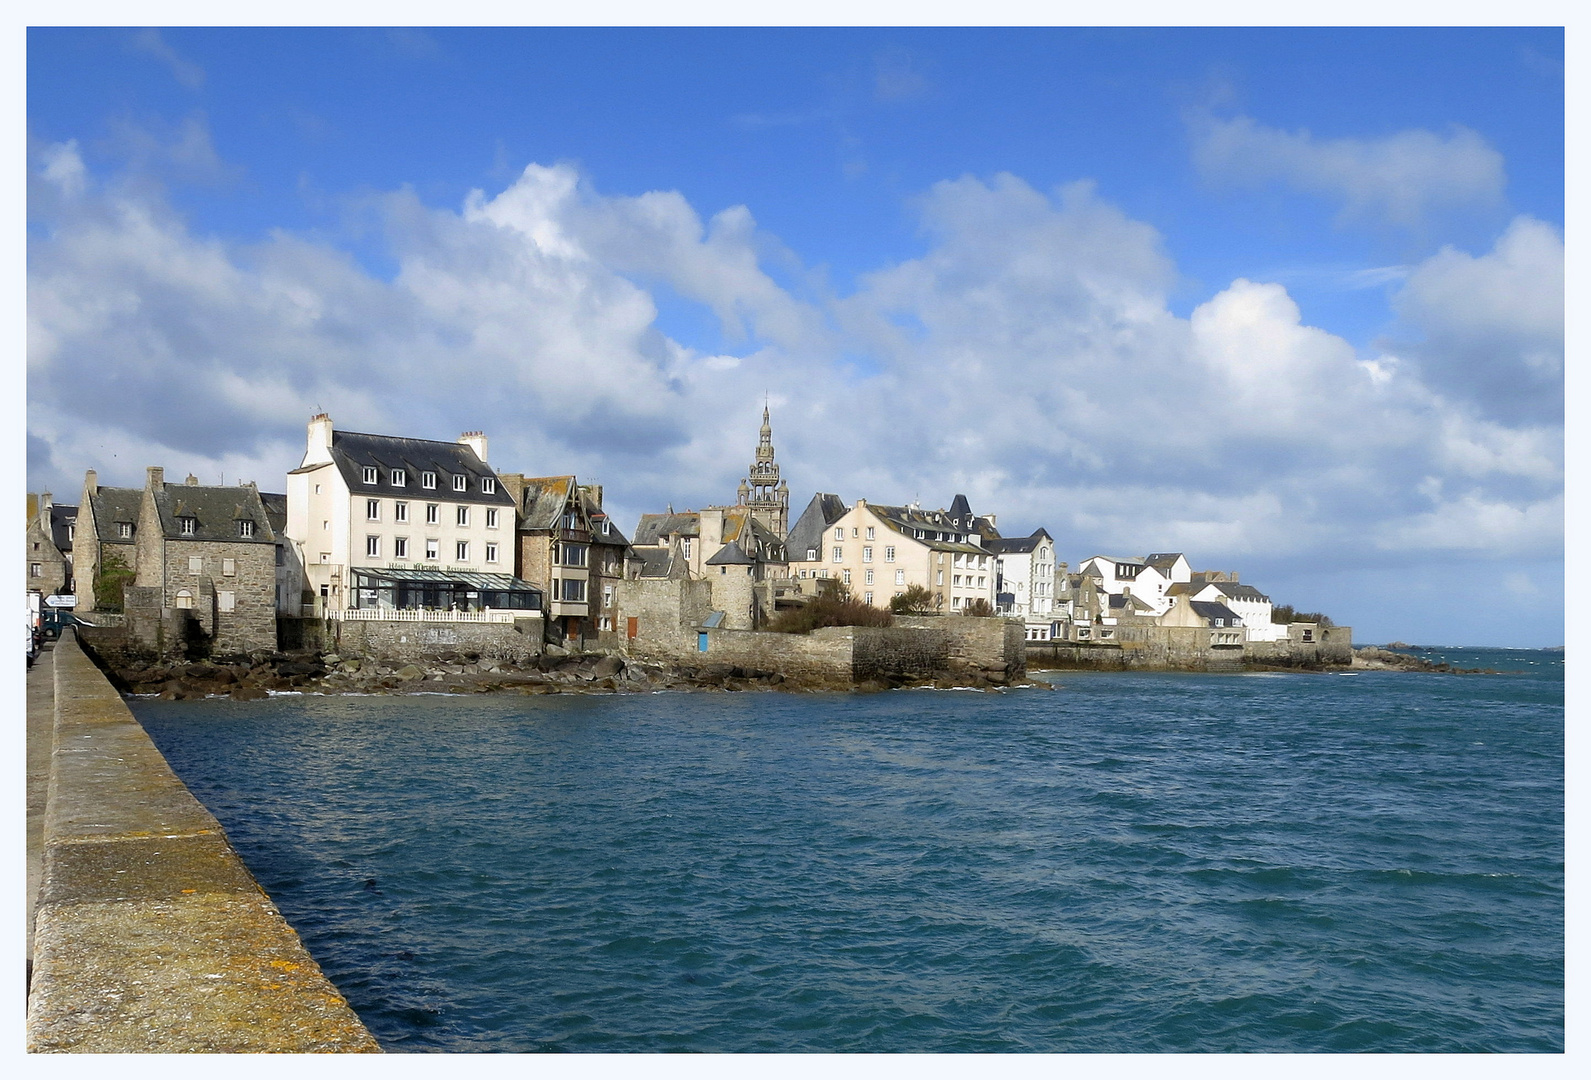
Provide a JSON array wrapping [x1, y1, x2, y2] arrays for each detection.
[[94, 645, 1044, 700], [1351, 646, 1493, 674]]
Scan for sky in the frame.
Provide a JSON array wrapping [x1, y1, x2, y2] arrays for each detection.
[[24, 25, 1565, 646]]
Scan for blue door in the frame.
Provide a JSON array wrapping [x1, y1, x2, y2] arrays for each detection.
[[697, 632, 709, 652]]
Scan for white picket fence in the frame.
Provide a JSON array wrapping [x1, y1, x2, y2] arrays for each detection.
[[327, 608, 519, 624]]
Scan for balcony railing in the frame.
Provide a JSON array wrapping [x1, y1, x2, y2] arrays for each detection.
[[328, 608, 522, 624]]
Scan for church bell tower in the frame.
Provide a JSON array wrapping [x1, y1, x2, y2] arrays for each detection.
[[738, 404, 790, 540]]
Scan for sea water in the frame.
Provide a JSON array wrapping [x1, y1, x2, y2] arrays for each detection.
[[133, 649, 1563, 1052]]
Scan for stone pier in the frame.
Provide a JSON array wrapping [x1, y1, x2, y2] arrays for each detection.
[[26, 630, 380, 1053]]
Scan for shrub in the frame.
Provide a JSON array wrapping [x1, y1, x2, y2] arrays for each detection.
[[1271, 604, 1334, 627], [889, 584, 938, 615], [768, 583, 894, 633], [93, 549, 135, 614], [961, 598, 996, 617]]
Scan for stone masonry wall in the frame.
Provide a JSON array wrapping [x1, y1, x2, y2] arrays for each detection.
[[1029, 624, 1354, 671], [328, 617, 546, 666], [156, 541, 277, 655]]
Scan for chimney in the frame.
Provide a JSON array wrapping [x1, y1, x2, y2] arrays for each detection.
[[304, 413, 334, 466], [84, 469, 97, 496], [147, 466, 164, 489], [459, 431, 488, 464], [185, 473, 199, 486], [41, 492, 52, 513]]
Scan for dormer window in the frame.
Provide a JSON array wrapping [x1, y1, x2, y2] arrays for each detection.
[[362, 467, 378, 484], [422, 471, 437, 489], [118, 523, 132, 539], [482, 477, 496, 495], [392, 469, 407, 486], [179, 517, 195, 536], [239, 520, 255, 538], [453, 474, 467, 492]]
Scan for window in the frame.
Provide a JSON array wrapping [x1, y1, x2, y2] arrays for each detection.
[[482, 477, 496, 494], [681, 537, 691, 560], [563, 511, 579, 530], [842, 569, 852, 585], [863, 546, 873, 563], [395, 502, 408, 523], [599, 615, 612, 632], [426, 504, 439, 524], [952, 596, 962, 609], [954, 575, 962, 586], [29, 563, 39, 577], [562, 544, 588, 567], [978, 577, 986, 588], [832, 546, 843, 563], [885, 546, 895, 562], [864, 569, 874, 585], [67, 525, 74, 542], [485, 542, 499, 563], [217, 591, 235, 613], [603, 584, 614, 608], [864, 592, 874, 605], [561, 578, 586, 602], [118, 522, 132, 539], [486, 508, 499, 528], [807, 548, 817, 561], [896, 570, 906, 585], [866, 526, 875, 540], [455, 541, 469, 561], [452, 474, 467, 492], [937, 570, 944, 585], [367, 499, 380, 521], [189, 556, 203, 574], [275, 547, 284, 567], [851, 527, 859, 538], [422, 471, 437, 489], [314, 484, 321, 494], [367, 536, 381, 557], [222, 558, 236, 577], [392, 469, 406, 486], [394, 537, 409, 559], [362, 467, 378, 484], [456, 506, 470, 527], [425, 539, 439, 560], [239, 520, 254, 538], [175, 590, 193, 610], [179, 517, 195, 536]]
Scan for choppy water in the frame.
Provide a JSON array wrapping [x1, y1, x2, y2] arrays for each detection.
[[133, 649, 1563, 1052]]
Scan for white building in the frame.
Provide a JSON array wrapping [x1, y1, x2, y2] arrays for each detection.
[[285, 414, 541, 615], [987, 529, 1058, 639], [1186, 578, 1285, 642]]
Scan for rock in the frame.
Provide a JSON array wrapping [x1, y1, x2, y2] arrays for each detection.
[[394, 664, 425, 680], [592, 655, 624, 678], [229, 685, 269, 701], [321, 654, 343, 665], [544, 643, 569, 658], [340, 659, 362, 673]]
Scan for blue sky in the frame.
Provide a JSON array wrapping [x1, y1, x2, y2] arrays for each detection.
[[25, 26, 1564, 645]]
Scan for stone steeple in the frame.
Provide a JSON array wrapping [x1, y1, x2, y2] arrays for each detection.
[[737, 404, 790, 540]]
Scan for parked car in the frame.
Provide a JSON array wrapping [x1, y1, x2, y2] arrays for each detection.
[[39, 608, 76, 640]]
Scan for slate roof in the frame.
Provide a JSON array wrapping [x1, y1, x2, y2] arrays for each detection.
[[153, 483, 275, 545], [1191, 601, 1241, 625], [1145, 553, 1186, 572], [1204, 581, 1269, 603], [87, 487, 143, 545], [706, 540, 755, 566], [866, 504, 986, 554], [985, 528, 1052, 556], [634, 548, 676, 578], [310, 430, 512, 508], [49, 504, 78, 553], [514, 476, 576, 530], [787, 493, 849, 559], [258, 492, 288, 536], [633, 512, 701, 546]]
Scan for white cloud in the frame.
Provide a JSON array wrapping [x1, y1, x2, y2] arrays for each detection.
[[1191, 113, 1506, 228], [26, 147, 1561, 584], [127, 29, 205, 91], [1389, 215, 1563, 423]]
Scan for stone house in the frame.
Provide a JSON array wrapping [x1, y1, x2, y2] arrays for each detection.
[[25, 492, 76, 601], [785, 496, 995, 612], [73, 471, 142, 613], [125, 468, 278, 656], [496, 473, 630, 646]]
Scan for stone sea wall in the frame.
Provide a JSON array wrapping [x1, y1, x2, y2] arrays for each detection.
[[1028, 624, 1354, 672], [28, 632, 380, 1053]]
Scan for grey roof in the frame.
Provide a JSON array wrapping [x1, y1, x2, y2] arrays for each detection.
[[866, 504, 985, 554], [349, 567, 543, 594], [1145, 553, 1186, 572], [706, 540, 755, 566], [633, 512, 700, 546], [49, 504, 78, 552], [1207, 582, 1269, 603], [1088, 555, 1146, 568], [786, 493, 850, 557], [258, 492, 288, 535], [153, 483, 274, 545], [516, 476, 578, 531], [634, 548, 676, 578], [87, 486, 143, 544], [985, 528, 1052, 556], [322, 430, 512, 508], [948, 493, 973, 524], [1191, 601, 1241, 625]]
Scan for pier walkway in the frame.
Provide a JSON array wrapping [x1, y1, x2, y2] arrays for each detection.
[[25, 629, 380, 1053]]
